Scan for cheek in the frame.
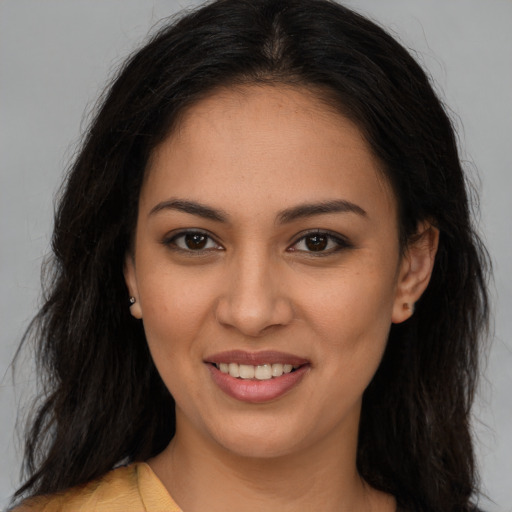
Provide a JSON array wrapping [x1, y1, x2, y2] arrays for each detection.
[[298, 262, 397, 379], [135, 266, 223, 399], [137, 274, 205, 401], [301, 265, 396, 334]]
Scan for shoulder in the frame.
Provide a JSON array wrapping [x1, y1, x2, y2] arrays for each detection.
[[13, 464, 146, 512]]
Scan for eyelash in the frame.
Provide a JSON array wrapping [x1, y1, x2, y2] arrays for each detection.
[[162, 229, 351, 255], [163, 230, 223, 254], [288, 230, 351, 255]]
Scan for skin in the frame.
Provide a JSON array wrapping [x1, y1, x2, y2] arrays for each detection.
[[124, 84, 438, 512]]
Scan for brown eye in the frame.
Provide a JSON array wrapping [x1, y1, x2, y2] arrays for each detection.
[[305, 234, 328, 251], [185, 233, 208, 250], [167, 231, 222, 252], [290, 231, 349, 254]]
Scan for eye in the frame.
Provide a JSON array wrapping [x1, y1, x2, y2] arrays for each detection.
[[165, 230, 223, 252], [289, 231, 349, 254]]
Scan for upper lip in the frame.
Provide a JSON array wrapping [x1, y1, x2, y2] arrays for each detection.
[[205, 350, 310, 366]]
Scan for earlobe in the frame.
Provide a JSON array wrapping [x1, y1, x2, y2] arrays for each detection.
[[123, 253, 143, 319], [391, 222, 439, 324]]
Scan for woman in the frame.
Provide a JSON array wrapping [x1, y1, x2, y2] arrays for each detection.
[[11, 0, 490, 511]]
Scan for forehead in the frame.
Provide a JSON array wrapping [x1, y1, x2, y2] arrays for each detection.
[[142, 84, 396, 223]]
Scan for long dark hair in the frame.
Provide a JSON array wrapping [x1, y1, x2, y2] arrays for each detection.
[[14, 1, 490, 511]]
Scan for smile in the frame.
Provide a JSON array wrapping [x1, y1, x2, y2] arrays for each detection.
[[206, 351, 310, 403], [214, 362, 300, 380]]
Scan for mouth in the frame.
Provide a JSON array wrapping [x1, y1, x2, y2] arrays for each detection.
[[213, 362, 302, 380], [205, 350, 310, 403]]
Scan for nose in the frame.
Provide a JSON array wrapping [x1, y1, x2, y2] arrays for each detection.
[[215, 250, 294, 337]]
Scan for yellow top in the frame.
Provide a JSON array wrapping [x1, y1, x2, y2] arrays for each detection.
[[15, 463, 182, 512]]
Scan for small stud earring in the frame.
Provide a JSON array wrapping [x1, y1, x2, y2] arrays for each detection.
[[403, 302, 415, 314], [129, 297, 136, 306]]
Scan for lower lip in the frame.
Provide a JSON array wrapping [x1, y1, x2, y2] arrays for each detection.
[[207, 364, 310, 403]]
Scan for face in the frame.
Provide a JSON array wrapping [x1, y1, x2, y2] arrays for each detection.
[[125, 85, 435, 460]]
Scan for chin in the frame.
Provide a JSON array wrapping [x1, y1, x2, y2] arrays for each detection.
[[207, 417, 308, 460], [218, 435, 302, 460]]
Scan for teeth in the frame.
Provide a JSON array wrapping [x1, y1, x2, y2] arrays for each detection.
[[215, 362, 300, 380], [271, 363, 284, 377], [228, 362, 240, 378], [255, 364, 272, 380], [239, 364, 255, 379]]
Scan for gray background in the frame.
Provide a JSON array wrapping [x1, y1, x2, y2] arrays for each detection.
[[1, 0, 511, 510]]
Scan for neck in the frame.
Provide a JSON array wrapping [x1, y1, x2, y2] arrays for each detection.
[[148, 411, 395, 512]]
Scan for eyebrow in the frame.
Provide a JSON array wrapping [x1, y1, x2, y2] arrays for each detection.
[[149, 198, 367, 223], [276, 200, 367, 224], [149, 199, 229, 222]]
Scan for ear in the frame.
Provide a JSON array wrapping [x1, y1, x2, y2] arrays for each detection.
[[392, 222, 439, 324], [124, 253, 143, 319]]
